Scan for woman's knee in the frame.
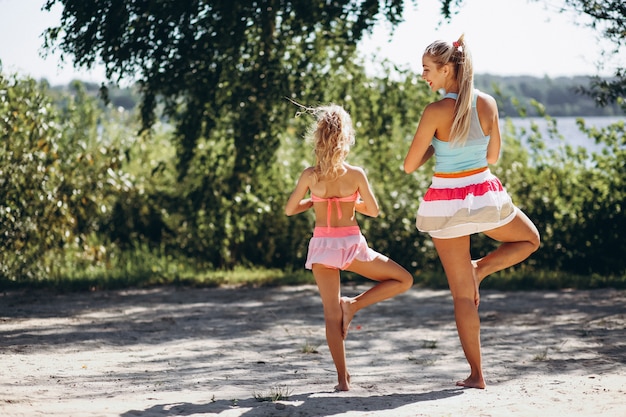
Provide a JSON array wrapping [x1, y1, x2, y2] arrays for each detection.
[[451, 293, 477, 311], [529, 229, 541, 252], [447, 276, 475, 301], [397, 269, 414, 291], [517, 210, 541, 251], [322, 304, 342, 323]]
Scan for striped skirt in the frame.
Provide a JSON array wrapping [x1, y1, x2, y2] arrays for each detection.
[[416, 168, 517, 239]]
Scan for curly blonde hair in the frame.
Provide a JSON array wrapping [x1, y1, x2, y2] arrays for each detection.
[[306, 104, 355, 183]]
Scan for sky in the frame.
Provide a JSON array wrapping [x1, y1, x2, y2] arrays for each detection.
[[0, 0, 622, 86]]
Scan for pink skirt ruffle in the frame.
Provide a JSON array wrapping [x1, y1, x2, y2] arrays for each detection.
[[305, 226, 380, 270]]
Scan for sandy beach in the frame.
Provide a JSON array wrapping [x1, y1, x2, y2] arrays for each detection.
[[1, 283, 624, 416]]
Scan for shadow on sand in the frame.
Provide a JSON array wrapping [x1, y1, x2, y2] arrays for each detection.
[[120, 388, 464, 417]]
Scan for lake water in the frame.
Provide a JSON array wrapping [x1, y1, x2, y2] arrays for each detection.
[[507, 116, 624, 152]]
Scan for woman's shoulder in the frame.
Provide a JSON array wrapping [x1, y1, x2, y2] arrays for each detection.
[[426, 96, 456, 116], [475, 89, 497, 106], [475, 90, 498, 116]]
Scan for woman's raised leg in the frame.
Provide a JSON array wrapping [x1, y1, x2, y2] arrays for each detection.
[[474, 210, 540, 283]]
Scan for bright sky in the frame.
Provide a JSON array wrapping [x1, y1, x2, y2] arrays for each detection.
[[362, 0, 622, 78], [0, 0, 622, 86]]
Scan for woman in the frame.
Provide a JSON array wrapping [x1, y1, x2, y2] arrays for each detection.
[[404, 34, 540, 389]]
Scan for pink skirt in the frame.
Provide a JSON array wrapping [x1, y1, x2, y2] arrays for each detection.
[[416, 169, 517, 239], [305, 226, 380, 270]]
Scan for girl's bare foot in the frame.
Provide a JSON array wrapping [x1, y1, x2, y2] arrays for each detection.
[[340, 297, 356, 339], [456, 375, 486, 389]]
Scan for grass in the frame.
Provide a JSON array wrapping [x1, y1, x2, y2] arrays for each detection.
[[253, 385, 292, 402], [415, 268, 626, 291], [300, 340, 320, 354], [0, 245, 624, 293], [0, 246, 315, 292], [532, 348, 549, 362], [408, 355, 437, 366], [422, 340, 438, 349]]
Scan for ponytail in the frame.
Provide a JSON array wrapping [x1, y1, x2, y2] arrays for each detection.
[[449, 34, 474, 146], [423, 34, 475, 146]]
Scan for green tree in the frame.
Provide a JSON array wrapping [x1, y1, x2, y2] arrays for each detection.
[[0, 74, 135, 281], [40, 0, 462, 179], [42, 0, 459, 268], [539, 0, 625, 111]]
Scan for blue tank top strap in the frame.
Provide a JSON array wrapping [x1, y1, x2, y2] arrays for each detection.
[[443, 90, 480, 105]]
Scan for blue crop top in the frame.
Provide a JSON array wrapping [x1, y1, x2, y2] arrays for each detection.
[[432, 90, 490, 174]]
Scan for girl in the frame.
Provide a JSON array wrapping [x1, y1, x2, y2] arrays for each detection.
[[285, 103, 413, 392], [403, 35, 540, 389]]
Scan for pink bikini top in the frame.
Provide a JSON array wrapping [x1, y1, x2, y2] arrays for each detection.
[[311, 191, 359, 229]]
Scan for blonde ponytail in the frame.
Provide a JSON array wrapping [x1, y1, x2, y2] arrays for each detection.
[[423, 34, 475, 146], [449, 34, 474, 146]]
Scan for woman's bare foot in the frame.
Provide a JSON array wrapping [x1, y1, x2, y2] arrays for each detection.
[[334, 381, 350, 391], [340, 297, 356, 339], [334, 373, 351, 391], [456, 375, 486, 389]]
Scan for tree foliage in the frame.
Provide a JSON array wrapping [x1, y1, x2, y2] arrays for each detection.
[[2, 69, 625, 284], [474, 75, 623, 117], [3, 0, 623, 284], [0, 73, 135, 280], [542, 0, 625, 110], [41, 0, 460, 268], [43, 0, 447, 179]]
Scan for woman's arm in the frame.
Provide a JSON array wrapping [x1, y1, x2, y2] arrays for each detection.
[[404, 105, 437, 173], [484, 95, 501, 164]]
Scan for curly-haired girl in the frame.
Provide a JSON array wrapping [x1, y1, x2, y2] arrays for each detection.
[[286, 103, 413, 391]]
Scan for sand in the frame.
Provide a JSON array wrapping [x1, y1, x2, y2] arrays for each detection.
[[1, 283, 624, 416]]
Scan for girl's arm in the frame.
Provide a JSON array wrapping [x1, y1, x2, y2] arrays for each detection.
[[404, 105, 437, 173], [354, 168, 379, 217], [285, 169, 314, 216]]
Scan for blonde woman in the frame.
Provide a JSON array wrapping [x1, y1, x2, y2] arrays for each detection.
[[285, 104, 413, 391], [404, 35, 540, 389]]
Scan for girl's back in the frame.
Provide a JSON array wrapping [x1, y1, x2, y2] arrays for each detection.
[[309, 164, 361, 228]]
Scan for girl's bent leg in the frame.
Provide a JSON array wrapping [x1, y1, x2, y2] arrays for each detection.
[[312, 264, 350, 391], [432, 236, 486, 389], [343, 256, 413, 337]]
